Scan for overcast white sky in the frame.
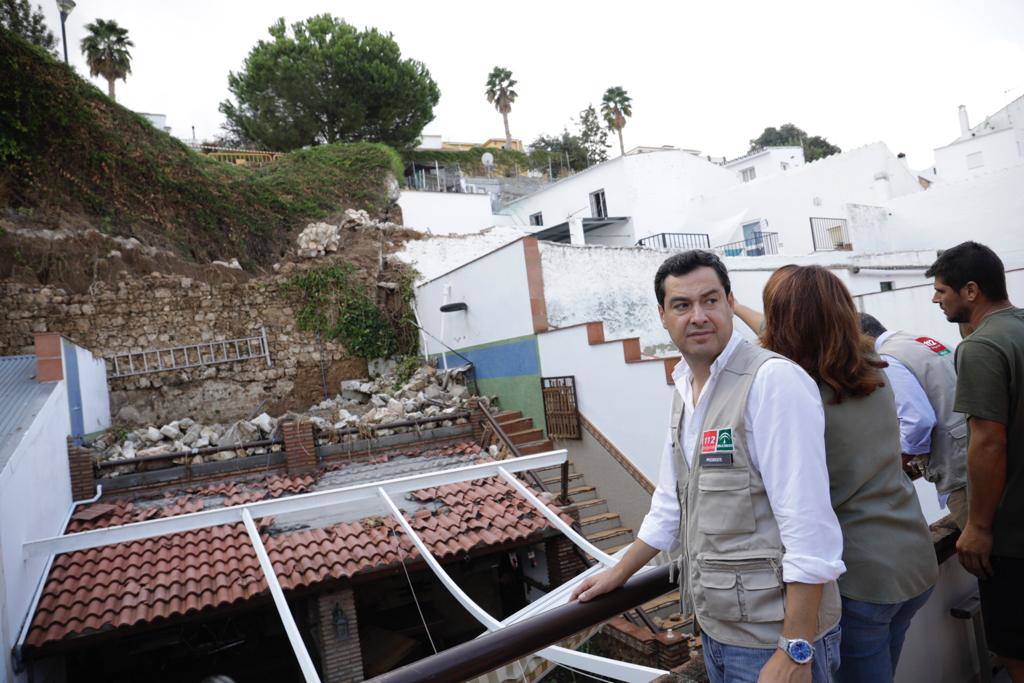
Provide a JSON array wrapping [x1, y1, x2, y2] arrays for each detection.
[[42, 0, 1024, 168]]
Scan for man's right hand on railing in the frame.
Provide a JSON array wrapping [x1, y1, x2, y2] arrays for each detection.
[[571, 539, 660, 602]]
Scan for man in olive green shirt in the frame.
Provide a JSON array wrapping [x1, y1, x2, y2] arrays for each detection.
[[927, 241, 1024, 681]]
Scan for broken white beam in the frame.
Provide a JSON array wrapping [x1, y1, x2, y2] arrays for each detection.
[[377, 488, 666, 682], [497, 466, 616, 567], [241, 508, 321, 683], [24, 450, 567, 558]]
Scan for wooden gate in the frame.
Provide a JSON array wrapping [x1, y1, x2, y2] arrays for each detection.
[[541, 376, 581, 440]]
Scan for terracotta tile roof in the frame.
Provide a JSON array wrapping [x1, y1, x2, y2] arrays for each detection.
[[26, 441, 568, 650]]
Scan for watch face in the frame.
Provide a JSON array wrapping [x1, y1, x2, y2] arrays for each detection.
[[789, 640, 814, 663]]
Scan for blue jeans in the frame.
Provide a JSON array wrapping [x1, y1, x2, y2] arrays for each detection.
[[837, 586, 934, 683], [702, 626, 842, 683]]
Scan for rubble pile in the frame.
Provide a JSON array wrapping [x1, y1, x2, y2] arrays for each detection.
[[296, 209, 399, 258], [91, 363, 477, 476]]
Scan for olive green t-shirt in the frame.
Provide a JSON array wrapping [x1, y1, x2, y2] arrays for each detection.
[[954, 307, 1024, 558]]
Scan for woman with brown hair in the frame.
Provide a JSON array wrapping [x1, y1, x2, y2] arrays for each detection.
[[737, 265, 938, 683]]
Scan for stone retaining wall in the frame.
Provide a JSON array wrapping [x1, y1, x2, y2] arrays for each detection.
[[0, 271, 366, 425]]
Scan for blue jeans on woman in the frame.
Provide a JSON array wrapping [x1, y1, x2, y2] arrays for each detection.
[[837, 586, 934, 682], [702, 625, 842, 683]]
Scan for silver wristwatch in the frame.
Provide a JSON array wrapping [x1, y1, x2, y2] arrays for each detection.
[[777, 635, 814, 664]]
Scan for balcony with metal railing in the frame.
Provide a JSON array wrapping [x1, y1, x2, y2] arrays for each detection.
[[635, 233, 711, 250], [712, 231, 780, 257]]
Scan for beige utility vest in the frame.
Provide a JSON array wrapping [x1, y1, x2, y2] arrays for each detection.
[[672, 341, 841, 648], [878, 332, 968, 494]]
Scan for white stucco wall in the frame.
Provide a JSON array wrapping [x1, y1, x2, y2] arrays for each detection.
[[398, 190, 496, 235], [394, 226, 530, 284], [501, 151, 739, 242], [75, 344, 110, 435], [415, 239, 535, 354], [683, 143, 922, 255], [536, 324, 674, 481], [854, 268, 1024, 352], [0, 384, 72, 682], [850, 164, 1024, 258], [539, 242, 934, 356], [896, 558, 980, 683], [934, 127, 1024, 182], [724, 146, 805, 183]]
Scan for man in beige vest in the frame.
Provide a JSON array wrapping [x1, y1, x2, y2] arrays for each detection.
[[858, 313, 969, 528], [573, 251, 845, 683]]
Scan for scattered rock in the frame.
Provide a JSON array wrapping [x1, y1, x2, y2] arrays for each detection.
[[159, 424, 182, 440]]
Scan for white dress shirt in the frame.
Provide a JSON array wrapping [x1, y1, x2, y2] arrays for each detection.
[[875, 331, 937, 456], [637, 331, 846, 585]]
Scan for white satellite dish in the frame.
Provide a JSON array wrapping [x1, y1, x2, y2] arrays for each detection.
[[481, 152, 495, 168]]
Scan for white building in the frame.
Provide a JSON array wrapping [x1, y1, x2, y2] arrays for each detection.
[[498, 149, 739, 248], [1, 335, 110, 683], [722, 145, 805, 183], [933, 97, 1024, 182]]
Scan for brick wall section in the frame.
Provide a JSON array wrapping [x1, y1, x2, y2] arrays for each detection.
[[594, 616, 693, 671], [67, 437, 96, 501], [545, 535, 587, 588], [282, 419, 317, 473], [0, 273, 367, 426], [34, 332, 64, 382], [313, 586, 363, 683]]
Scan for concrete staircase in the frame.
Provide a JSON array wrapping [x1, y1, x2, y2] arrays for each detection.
[[493, 409, 554, 455], [531, 460, 682, 626]]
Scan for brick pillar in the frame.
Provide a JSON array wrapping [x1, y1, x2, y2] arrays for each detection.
[[314, 586, 363, 683], [656, 632, 692, 670], [282, 419, 316, 473], [545, 535, 587, 588], [67, 437, 95, 501], [34, 332, 63, 382]]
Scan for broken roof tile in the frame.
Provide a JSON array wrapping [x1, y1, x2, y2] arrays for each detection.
[[27, 440, 572, 651]]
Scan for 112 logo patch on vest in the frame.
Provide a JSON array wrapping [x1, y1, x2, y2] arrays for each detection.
[[915, 337, 951, 356], [700, 427, 734, 467]]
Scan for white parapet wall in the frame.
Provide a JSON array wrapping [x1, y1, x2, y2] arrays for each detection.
[[536, 323, 674, 481], [0, 383, 72, 682], [398, 190, 496, 236]]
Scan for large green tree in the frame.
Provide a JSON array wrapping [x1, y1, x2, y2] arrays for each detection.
[[601, 86, 632, 157], [80, 19, 133, 101], [0, 0, 55, 53], [529, 130, 588, 177], [749, 123, 841, 162], [485, 66, 517, 149], [221, 15, 440, 152]]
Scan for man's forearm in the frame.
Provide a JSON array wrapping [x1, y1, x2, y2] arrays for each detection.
[[611, 539, 661, 582], [967, 436, 1006, 529], [733, 303, 765, 335], [781, 582, 823, 641]]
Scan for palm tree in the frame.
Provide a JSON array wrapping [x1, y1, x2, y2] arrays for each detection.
[[601, 86, 633, 157], [80, 19, 134, 101], [485, 66, 517, 149]]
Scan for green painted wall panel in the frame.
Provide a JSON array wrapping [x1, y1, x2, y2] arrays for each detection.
[[477, 375, 547, 434]]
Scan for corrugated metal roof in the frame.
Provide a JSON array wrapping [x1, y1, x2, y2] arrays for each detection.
[[0, 355, 59, 471]]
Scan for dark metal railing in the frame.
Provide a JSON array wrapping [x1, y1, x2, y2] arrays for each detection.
[[367, 564, 673, 682], [713, 231, 780, 257], [810, 217, 852, 251], [636, 232, 711, 250]]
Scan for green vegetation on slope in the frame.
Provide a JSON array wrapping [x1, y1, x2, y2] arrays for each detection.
[[0, 29, 403, 268]]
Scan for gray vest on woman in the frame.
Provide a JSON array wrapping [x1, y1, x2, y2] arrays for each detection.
[[820, 378, 938, 603], [878, 331, 968, 494], [671, 341, 842, 648]]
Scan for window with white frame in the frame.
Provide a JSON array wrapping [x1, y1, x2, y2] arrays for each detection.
[[740, 167, 757, 182], [589, 189, 608, 218], [529, 212, 543, 226], [966, 151, 985, 170]]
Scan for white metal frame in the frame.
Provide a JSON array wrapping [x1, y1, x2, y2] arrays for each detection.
[[21, 450, 666, 683]]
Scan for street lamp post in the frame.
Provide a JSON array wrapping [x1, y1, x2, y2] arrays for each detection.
[[57, 0, 76, 65]]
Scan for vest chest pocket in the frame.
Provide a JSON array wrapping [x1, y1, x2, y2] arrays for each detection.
[[699, 554, 785, 624], [696, 469, 756, 534]]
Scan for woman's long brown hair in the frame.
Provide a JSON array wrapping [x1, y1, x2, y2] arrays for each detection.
[[760, 265, 886, 402]]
